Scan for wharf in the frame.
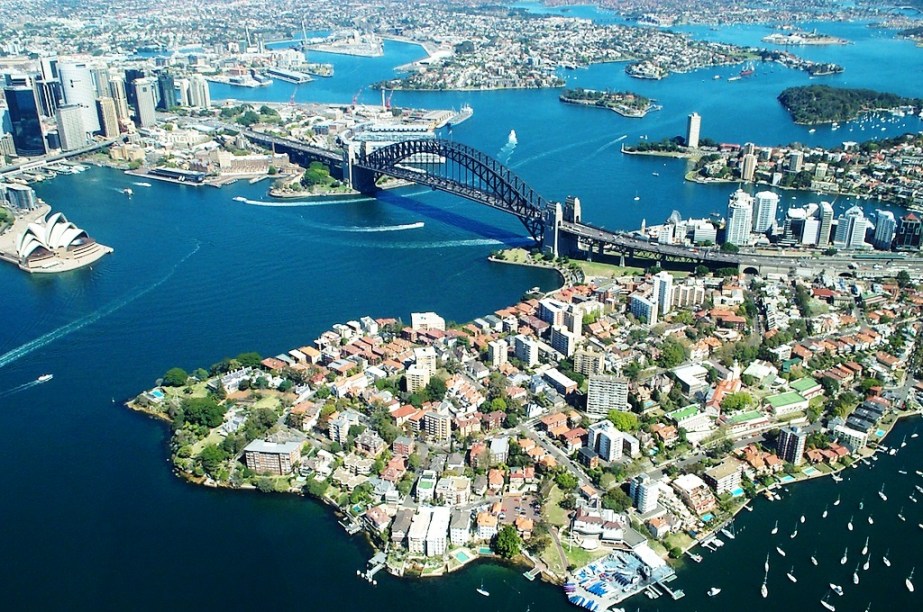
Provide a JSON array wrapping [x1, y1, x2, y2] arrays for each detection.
[[359, 551, 387, 584]]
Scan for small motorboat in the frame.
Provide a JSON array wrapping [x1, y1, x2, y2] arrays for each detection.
[[841, 548, 848, 565], [830, 583, 844, 596], [37, 374, 53, 383], [707, 587, 721, 597]]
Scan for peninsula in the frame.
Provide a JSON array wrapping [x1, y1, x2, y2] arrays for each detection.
[[777, 85, 923, 125]]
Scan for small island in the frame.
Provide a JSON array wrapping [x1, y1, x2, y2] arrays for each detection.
[[777, 85, 923, 125], [763, 29, 849, 46], [559, 88, 659, 118]]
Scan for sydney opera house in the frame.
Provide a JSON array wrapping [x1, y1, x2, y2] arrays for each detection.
[[10, 211, 112, 273]]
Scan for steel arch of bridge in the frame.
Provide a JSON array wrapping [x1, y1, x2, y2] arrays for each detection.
[[356, 139, 547, 243]]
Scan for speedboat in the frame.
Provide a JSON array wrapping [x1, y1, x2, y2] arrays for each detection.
[[862, 537, 869, 556], [832, 474, 844, 483], [853, 563, 860, 585], [821, 594, 836, 611], [707, 587, 721, 597], [761, 582, 768, 598], [822, 505, 828, 519], [883, 549, 891, 567], [831, 584, 844, 596], [811, 553, 819, 566], [790, 529, 798, 539], [899, 507, 906, 521], [800, 515, 806, 524], [36, 374, 53, 383], [863, 555, 870, 571]]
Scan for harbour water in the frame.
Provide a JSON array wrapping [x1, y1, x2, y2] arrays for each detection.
[[1, 10, 923, 610]]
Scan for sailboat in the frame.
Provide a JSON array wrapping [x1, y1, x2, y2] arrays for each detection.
[[821, 593, 837, 611], [901, 435, 907, 449], [765, 553, 770, 573], [898, 507, 906, 521], [907, 567, 915, 593], [787, 566, 797, 583], [761, 569, 769, 599], [863, 554, 870, 571], [476, 580, 490, 597], [847, 516, 854, 531], [800, 515, 805, 524], [883, 549, 891, 567], [834, 495, 841, 506], [853, 562, 860, 585], [822, 505, 828, 519], [811, 550, 819, 565], [841, 548, 848, 565], [862, 537, 869, 556], [912, 429, 919, 439], [771, 520, 778, 535], [790, 519, 799, 539], [879, 484, 888, 501], [868, 515, 874, 525], [776, 546, 786, 557]]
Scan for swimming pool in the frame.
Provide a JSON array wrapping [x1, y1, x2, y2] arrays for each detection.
[[730, 487, 745, 497], [876, 428, 886, 437], [454, 551, 471, 563], [150, 389, 164, 399], [802, 466, 819, 476], [701, 513, 714, 522]]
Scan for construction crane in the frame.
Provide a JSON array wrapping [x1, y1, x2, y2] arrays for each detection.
[[351, 87, 363, 110], [386, 90, 394, 110]]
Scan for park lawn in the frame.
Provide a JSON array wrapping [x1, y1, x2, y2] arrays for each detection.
[[563, 543, 608, 568], [663, 532, 694, 553], [545, 485, 569, 527], [539, 540, 566, 576], [575, 260, 644, 279], [496, 248, 531, 263]]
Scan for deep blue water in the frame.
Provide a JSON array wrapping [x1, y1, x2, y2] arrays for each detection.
[[2, 11, 923, 610]]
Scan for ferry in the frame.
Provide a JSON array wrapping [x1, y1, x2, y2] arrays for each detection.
[[36, 374, 53, 383], [830, 583, 844, 596], [707, 587, 721, 597], [476, 580, 489, 597]]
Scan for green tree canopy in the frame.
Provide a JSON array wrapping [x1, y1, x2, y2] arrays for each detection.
[[658, 337, 689, 368], [720, 391, 753, 412], [607, 410, 640, 432], [602, 487, 632, 512], [162, 367, 189, 387], [181, 396, 227, 428], [493, 524, 522, 559]]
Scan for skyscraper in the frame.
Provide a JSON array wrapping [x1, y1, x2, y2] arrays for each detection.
[[630, 473, 660, 513], [873, 210, 896, 251], [725, 189, 753, 246], [740, 153, 757, 181], [817, 201, 834, 247], [586, 374, 629, 418], [188, 74, 211, 109], [833, 206, 869, 250], [55, 103, 87, 151], [4, 85, 47, 156], [686, 112, 701, 149], [108, 77, 131, 123], [752, 191, 779, 233], [96, 97, 120, 138], [896, 213, 922, 251], [777, 426, 807, 466], [132, 78, 157, 127], [58, 62, 101, 133], [652, 271, 673, 316], [156, 71, 176, 110]]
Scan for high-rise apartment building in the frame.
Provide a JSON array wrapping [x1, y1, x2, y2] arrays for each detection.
[[55, 103, 87, 151], [777, 426, 807, 466], [4, 85, 47, 156], [686, 112, 701, 148], [96, 96, 120, 138], [132, 77, 157, 127], [752, 191, 779, 233], [586, 374, 629, 418], [725, 189, 753, 246]]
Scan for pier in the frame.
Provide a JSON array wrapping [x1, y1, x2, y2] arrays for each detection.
[[358, 551, 387, 585]]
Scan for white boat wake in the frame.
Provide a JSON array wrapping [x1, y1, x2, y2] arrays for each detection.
[[331, 222, 425, 233], [0, 379, 42, 400], [232, 196, 373, 207], [132, 182, 153, 187], [0, 242, 201, 371]]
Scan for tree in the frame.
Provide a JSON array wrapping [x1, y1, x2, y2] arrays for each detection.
[[658, 337, 688, 368], [720, 391, 753, 412], [305, 478, 329, 498], [198, 444, 228, 476], [554, 471, 579, 491], [720, 242, 740, 254], [607, 410, 640, 432], [162, 367, 189, 387], [897, 270, 912, 288], [493, 525, 522, 558], [180, 397, 227, 428], [490, 397, 508, 412], [602, 487, 632, 512], [236, 352, 262, 367]]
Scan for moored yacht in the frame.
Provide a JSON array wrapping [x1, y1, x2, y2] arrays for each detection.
[[883, 549, 891, 567], [841, 548, 848, 565], [907, 567, 915, 593], [707, 587, 721, 597]]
